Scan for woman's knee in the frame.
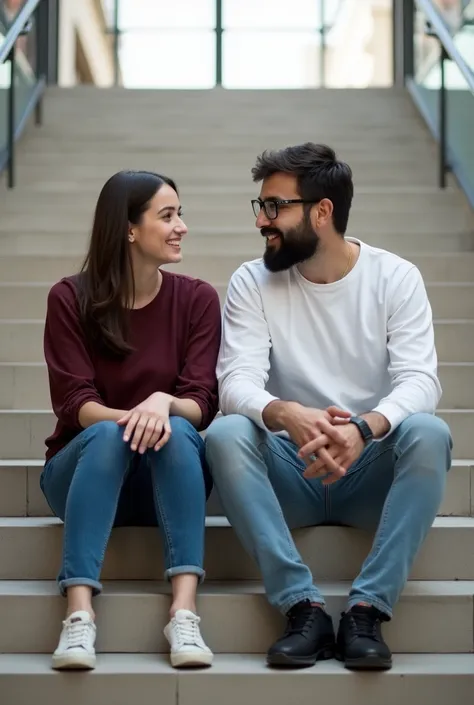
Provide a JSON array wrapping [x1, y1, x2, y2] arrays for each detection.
[[149, 416, 211, 494], [84, 420, 124, 446]]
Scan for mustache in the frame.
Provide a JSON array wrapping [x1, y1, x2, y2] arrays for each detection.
[[260, 227, 283, 238]]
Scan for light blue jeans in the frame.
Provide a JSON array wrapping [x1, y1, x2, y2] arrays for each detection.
[[205, 413, 452, 617], [41, 417, 212, 596]]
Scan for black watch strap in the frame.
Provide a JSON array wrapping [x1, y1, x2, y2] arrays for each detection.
[[349, 416, 374, 444]]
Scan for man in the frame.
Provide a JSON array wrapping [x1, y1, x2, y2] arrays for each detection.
[[205, 143, 452, 671]]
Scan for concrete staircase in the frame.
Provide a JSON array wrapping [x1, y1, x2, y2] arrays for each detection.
[[0, 86, 473, 704]]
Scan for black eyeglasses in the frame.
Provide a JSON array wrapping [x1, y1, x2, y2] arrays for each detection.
[[251, 198, 319, 220]]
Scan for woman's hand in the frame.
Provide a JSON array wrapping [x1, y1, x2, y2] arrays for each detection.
[[117, 392, 173, 453]]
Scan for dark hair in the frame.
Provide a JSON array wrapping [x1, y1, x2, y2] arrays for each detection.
[[252, 143, 353, 235], [77, 170, 178, 357]]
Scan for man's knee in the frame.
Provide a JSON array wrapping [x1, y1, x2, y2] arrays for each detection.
[[396, 413, 452, 473], [205, 414, 262, 476], [206, 414, 260, 449]]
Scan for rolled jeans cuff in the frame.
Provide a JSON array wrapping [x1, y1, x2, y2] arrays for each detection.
[[59, 577, 103, 598], [165, 565, 206, 584]]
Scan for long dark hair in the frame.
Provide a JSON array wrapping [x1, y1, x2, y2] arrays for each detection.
[[77, 170, 178, 357]]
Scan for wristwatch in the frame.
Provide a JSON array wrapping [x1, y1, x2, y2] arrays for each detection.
[[349, 416, 374, 444]]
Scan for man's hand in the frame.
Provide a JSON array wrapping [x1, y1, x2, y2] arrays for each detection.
[[117, 392, 173, 453], [266, 402, 352, 475], [299, 423, 365, 484]]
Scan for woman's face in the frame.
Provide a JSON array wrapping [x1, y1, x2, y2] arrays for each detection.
[[129, 184, 187, 265]]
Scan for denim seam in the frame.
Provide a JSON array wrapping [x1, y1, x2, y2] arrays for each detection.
[[325, 485, 331, 523], [61, 433, 88, 583], [96, 455, 133, 569], [360, 444, 399, 560], [149, 460, 175, 570], [351, 443, 397, 474], [257, 440, 304, 562]]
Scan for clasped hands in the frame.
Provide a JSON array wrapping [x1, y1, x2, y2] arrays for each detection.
[[286, 405, 366, 485]]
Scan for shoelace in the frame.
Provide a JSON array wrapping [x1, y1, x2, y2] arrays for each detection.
[[64, 620, 93, 650], [284, 604, 318, 637], [348, 611, 380, 641], [175, 617, 202, 646]]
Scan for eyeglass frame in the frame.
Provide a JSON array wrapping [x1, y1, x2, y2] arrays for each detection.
[[251, 198, 320, 220]]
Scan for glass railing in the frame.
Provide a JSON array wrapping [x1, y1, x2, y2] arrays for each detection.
[[404, 0, 474, 205]]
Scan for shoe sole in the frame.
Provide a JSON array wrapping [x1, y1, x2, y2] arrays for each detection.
[[52, 654, 96, 671], [336, 653, 392, 671], [267, 646, 335, 668], [170, 652, 214, 668]]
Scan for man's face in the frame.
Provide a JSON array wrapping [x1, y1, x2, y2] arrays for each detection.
[[254, 173, 320, 273]]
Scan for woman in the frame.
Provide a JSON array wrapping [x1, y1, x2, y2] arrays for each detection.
[[41, 170, 221, 671]]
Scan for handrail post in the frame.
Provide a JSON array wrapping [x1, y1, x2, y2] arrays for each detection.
[[320, 0, 326, 87], [113, 0, 120, 86], [7, 44, 16, 189], [215, 0, 223, 87], [35, 0, 49, 126], [439, 43, 448, 188]]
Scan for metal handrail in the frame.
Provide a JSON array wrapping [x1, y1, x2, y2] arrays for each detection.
[[411, 0, 474, 191], [0, 0, 42, 64], [415, 0, 474, 93], [0, 0, 47, 188]]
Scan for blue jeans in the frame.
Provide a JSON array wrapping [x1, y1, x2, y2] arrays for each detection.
[[41, 417, 212, 596], [205, 413, 452, 617]]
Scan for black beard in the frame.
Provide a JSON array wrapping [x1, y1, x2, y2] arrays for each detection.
[[261, 219, 319, 273]]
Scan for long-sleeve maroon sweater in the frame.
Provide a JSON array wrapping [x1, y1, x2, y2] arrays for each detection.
[[43, 270, 222, 460]]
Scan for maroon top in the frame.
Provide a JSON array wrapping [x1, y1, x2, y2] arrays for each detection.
[[43, 270, 222, 460]]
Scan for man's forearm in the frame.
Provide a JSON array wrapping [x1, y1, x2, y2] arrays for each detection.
[[361, 411, 391, 439], [262, 399, 301, 432]]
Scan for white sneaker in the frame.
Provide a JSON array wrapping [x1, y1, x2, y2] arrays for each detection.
[[52, 610, 97, 670], [164, 609, 213, 668]]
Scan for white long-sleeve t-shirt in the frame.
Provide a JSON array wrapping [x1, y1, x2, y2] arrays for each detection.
[[217, 238, 441, 436]]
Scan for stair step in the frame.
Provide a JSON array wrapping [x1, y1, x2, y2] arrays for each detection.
[[2, 360, 473, 410], [1, 459, 470, 519], [1, 229, 473, 255], [1, 653, 474, 705], [1, 281, 473, 322], [0, 408, 471, 459], [0, 515, 473, 581], [0, 579, 472, 654], [0, 319, 474, 363], [0, 252, 473, 284]]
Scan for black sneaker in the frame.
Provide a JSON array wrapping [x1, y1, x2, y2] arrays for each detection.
[[336, 605, 392, 670], [267, 600, 336, 668]]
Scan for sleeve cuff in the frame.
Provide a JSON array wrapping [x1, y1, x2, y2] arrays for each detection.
[[239, 391, 280, 431], [371, 402, 407, 440]]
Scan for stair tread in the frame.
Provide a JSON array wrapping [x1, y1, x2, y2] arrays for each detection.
[[0, 515, 473, 529], [1, 652, 474, 675], [1, 578, 473, 597]]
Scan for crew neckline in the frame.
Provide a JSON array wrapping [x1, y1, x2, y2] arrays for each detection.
[[131, 268, 169, 313], [294, 237, 365, 291]]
